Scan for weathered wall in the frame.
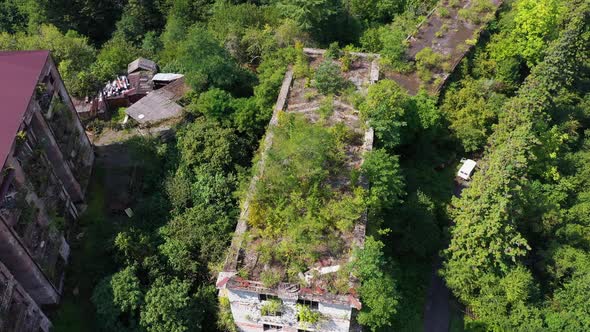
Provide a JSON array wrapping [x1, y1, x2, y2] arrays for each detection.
[[227, 288, 353, 332], [0, 260, 52, 332], [0, 219, 60, 305], [0, 53, 93, 309], [43, 56, 95, 198]]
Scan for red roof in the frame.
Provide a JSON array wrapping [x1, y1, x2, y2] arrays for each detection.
[[0, 50, 49, 168]]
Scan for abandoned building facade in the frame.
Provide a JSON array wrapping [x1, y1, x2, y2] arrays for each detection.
[[0, 50, 94, 330], [217, 49, 378, 332]]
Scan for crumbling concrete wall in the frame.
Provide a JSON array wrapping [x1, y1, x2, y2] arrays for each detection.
[[38, 57, 94, 203], [227, 288, 353, 332], [0, 260, 52, 332], [0, 219, 60, 305], [0, 53, 93, 308]]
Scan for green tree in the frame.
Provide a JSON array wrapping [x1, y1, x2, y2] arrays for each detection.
[[489, 0, 565, 67], [361, 79, 414, 149], [0, 0, 29, 33], [92, 266, 143, 331], [189, 88, 234, 121], [351, 237, 399, 331], [91, 36, 141, 84], [176, 119, 248, 174], [165, 26, 255, 94], [159, 203, 236, 276], [347, 0, 403, 24], [140, 278, 198, 332], [42, 0, 125, 45], [361, 149, 405, 212], [441, 78, 506, 152], [313, 60, 348, 95]]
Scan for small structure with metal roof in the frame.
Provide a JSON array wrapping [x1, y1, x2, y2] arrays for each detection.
[[124, 77, 190, 126], [127, 57, 157, 75], [152, 73, 184, 89]]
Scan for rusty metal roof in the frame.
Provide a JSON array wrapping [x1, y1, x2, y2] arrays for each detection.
[[124, 77, 190, 125], [0, 50, 49, 169], [126, 71, 154, 96], [127, 57, 157, 74]]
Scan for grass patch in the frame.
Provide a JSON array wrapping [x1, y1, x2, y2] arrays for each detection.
[[111, 107, 127, 124], [50, 168, 123, 331]]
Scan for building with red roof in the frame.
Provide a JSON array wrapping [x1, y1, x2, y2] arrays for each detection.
[[0, 50, 94, 330]]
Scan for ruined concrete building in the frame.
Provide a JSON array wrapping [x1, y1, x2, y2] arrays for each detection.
[[0, 260, 51, 332], [217, 49, 379, 332], [0, 50, 94, 329]]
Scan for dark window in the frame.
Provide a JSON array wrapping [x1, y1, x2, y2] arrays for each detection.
[[297, 299, 319, 310], [263, 323, 283, 331], [259, 293, 279, 301]]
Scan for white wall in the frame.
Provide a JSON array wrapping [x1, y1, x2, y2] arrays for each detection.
[[226, 289, 353, 332]]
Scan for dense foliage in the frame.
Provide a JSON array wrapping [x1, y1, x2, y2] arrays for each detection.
[[441, 0, 590, 329], [2, 0, 587, 330]]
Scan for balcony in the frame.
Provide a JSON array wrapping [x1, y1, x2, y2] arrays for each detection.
[[35, 83, 54, 114]]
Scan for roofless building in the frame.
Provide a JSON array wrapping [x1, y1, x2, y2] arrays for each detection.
[[217, 49, 379, 332]]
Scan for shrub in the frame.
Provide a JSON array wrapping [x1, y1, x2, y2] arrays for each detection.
[[313, 60, 348, 95], [304, 91, 317, 101], [86, 119, 106, 135], [340, 51, 352, 72], [294, 42, 311, 79], [318, 95, 334, 119], [439, 7, 450, 18], [325, 41, 342, 59], [260, 299, 283, 316], [260, 270, 282, 288], [297, 304, 321, 324], [218, 297, 237, 332], [415, 47, 449, 82]]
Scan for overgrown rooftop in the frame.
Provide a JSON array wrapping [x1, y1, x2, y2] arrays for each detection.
[[385, 0, 503, 94], [222, 49, 377, 298]]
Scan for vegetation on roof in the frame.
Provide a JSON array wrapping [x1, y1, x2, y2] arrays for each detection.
[[246, 112, 366, 281], [3, 0, 587, 331]]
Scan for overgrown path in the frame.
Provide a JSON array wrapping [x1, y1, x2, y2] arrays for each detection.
[[423, 258, 451, 332], [423, 179, 468, 331]]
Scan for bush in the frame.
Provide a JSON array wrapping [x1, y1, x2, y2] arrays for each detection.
[[189, 88, 233, 120], [325, 41, 342, 59], [297, 304, 321, 324], [313, 60, 348, 95], [340, 51, 352, 72], [318, 95, 334, 119], [86, 119, 106, 135], [293, 42, 311, 79], [415, 47, 449, 81], [217, 297, 237, 332], [260, 270, 282, 288], [415, 47, 445, 70], [439, 7, 450, 18], [260, 299, 283, 316]]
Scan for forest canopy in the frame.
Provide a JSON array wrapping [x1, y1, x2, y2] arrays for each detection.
[[2, 0, 589, 331]]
